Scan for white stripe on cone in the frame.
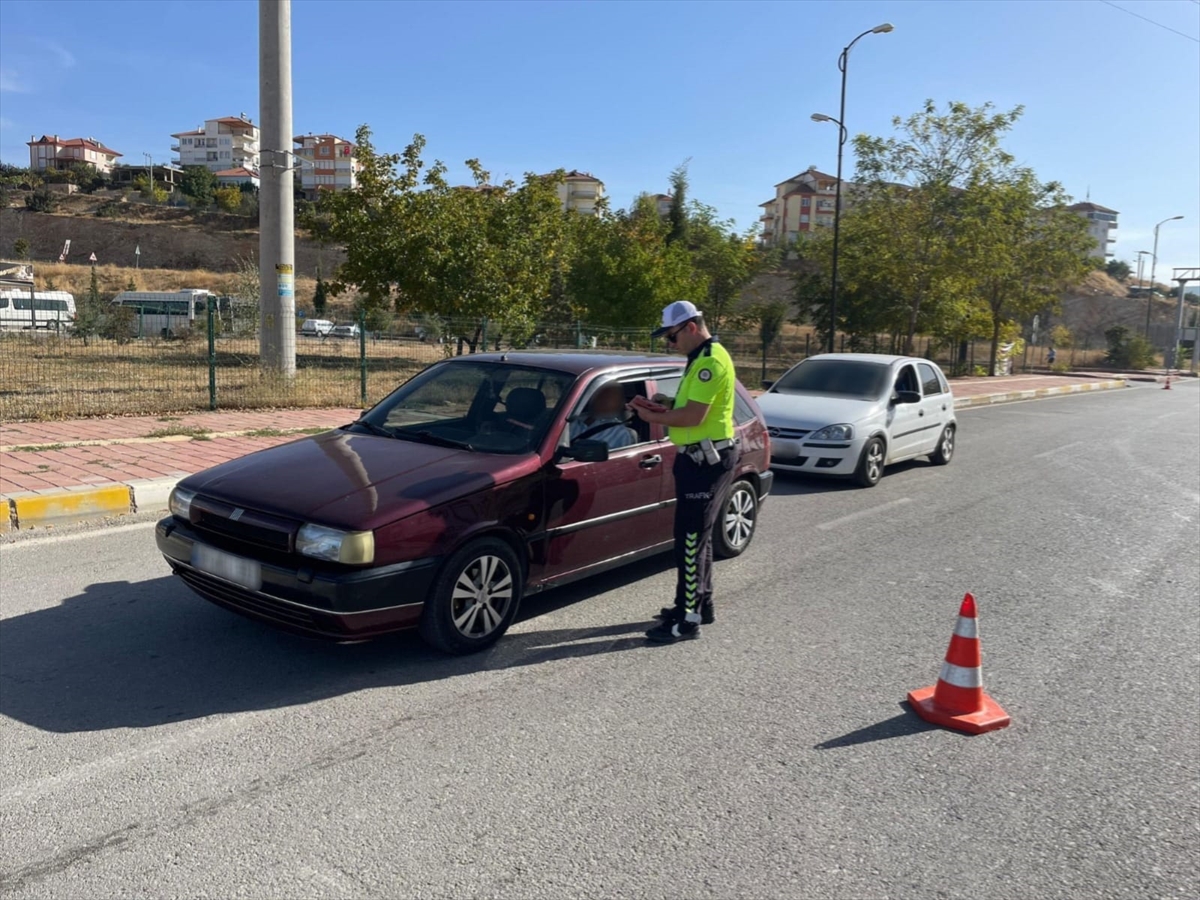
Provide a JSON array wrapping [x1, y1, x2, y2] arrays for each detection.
[[953, 616, 979, 639], [938, 660, 983, 689]]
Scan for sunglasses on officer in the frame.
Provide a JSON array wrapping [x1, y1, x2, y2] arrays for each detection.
[[665, 321, 691, 344]]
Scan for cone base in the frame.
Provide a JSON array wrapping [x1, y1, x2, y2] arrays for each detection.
[[907, 685, 1011, 735]]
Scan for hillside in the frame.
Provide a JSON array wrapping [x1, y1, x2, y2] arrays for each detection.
[[0, 191, 342, 276]]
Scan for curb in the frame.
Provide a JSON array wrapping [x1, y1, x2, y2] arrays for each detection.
[[2, 475, 182, 532], [953, 378, 1128, 409]]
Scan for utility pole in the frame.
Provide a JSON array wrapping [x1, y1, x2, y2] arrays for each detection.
[[259, 0, 296, 376]]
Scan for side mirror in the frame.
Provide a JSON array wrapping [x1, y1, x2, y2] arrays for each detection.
[[893, 390, 921, 405], [558, 439, 609, 463], [761, 380, 775, 391]]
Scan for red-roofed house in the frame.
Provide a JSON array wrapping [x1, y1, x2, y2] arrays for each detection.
[[215, 167, 261, 189], [757, 166, 848, 248], [550, 170, 604, 215], [171, 114, 260, 174], [27, 135, 122, 174], [293, 133, 358, 199]]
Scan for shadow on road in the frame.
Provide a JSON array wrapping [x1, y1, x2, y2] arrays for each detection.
[[0, 554, 678, 734], [769, 459, 935, 496], [812, 705, 939, 749]]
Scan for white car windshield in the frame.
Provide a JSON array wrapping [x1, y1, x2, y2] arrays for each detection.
[[773, 359, 890, 400]]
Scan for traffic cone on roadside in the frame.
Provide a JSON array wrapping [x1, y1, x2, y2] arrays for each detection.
[[1164, 374, 1172, 390], [907, 593, 1011, 735]]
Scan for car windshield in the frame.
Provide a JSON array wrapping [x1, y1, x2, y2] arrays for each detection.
[[352, 361, 574, 454], [772, 359, 890, 400]]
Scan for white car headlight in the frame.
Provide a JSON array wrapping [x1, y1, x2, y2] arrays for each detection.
[[169, 486, 196, 519], [296, 523, 375, 565], [809, 424, 854, 442]]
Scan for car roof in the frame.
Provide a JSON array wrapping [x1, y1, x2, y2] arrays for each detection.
[[448, 350, 684, 376], [806, 353, 936, 367]]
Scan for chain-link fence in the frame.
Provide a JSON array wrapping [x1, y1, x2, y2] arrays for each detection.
[[0, 307, 1078, 422]]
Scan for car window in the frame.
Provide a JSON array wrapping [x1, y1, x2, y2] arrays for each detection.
[[772, 359, 890, 400], [894, 365, 920, 395], [918, 363, 943, 396], [365, 361, 574, 454], [733, 389, 757, 426], [653, 374, 681, 402], [567, 378, 651, 451]]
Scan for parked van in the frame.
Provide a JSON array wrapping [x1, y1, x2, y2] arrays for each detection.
[[300, 318, 334, 336]]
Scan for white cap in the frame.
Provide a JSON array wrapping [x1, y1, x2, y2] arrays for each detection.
[[651, 300, 702, 337]]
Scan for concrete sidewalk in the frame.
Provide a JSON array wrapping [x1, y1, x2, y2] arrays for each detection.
[[0, 374, 1129, 532]]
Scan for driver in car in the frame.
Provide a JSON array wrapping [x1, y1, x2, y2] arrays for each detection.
[[569, 384, 636, 450]]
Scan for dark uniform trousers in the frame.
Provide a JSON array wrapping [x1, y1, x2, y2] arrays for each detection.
[[671, 445, 737, 620]]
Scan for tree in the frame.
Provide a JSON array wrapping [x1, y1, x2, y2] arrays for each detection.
[[179, 166, 218, 207], [71, 265, 106, 345], [133, 174, 166, 204], [956, 171, 1092, 375], [666, 159, 690, 245], [749, 301, 788, 386], [12, 237, 30, 259], [312, 267, 328, 317], [1105, 258, 1131, 281], [214, 185, 242, 212], [687, 202, 779, 331], [850, 100, 1027, 353]]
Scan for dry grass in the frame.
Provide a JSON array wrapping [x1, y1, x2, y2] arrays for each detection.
[[0, 333, 440, 421], [32, 261, 318, 302]]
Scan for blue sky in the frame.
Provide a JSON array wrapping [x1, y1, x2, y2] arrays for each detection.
[[0, 0, 1197, 277]]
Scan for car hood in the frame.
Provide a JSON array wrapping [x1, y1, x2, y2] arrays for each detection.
[[755, 392, 883, 430], [183, 430, 536, 531]]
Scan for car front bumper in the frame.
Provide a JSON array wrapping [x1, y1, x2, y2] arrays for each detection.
[[156, 517, 441, 640], [768, 437, 863, 476]]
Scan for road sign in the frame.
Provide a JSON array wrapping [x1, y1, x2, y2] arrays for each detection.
[[88, 252, 97, 263]]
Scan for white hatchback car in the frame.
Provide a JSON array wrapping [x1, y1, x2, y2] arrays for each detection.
[[756, 353, 956, 487]]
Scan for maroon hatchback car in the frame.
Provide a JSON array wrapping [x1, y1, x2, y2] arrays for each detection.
[[156, 352, 773, 654]]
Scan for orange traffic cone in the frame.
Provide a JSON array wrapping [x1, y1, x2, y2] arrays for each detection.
[[1164, 374, 1172, 390], [907, 593, 1011, 735]]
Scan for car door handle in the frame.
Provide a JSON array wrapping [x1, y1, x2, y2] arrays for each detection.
[[918, 410, 925, 416], [640, 455, 662, 468]]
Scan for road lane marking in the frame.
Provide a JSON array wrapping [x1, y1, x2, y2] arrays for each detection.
[[1032, 441, 1086, 460], [817, 498, 912, 531]]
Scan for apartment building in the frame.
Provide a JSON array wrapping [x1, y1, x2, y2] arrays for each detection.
[[1067, 201, 1118, 259], [27, 135, 122, 173], [293, 133, 358, 199], [651, 193, 673, 217], [171, 114, 260, 174], [555, 170, 604, 215], [758, 166, 844, 247]]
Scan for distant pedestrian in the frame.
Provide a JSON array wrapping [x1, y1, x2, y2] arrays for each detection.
[[1048, 347, 1057, 366]]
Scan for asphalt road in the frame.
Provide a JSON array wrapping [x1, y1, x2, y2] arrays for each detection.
[[1, 382, 1197, 900]]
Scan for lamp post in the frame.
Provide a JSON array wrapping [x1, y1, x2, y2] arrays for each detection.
[[1136, 249, 1151, 317], [143, 152, 153, 189], [1145, 215, 1183, 340], [812, 22, 893, 354]]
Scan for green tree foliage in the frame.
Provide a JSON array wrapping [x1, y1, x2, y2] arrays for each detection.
[[133, 174, 167, 204], [25, 188, 57, 212], [71, 266, 106, 345], [312, 268, 328, 317], [687, 202, 779, 331], [667, 159, 690, 246], [12, 237, 30, 259], [1105, 258, 1131, 281], [1104, 325, 1156, 369], [179, 166, 218, 207], [956, 172, 1092, 375]]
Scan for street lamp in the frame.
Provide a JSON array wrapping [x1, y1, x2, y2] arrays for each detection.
[[1146, 216, 1184, 339], [813, 22, 894, 353], [1136, 249, 1151, 317]]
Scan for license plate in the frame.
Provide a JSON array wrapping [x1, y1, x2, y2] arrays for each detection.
[[191, 545, 263, 591]]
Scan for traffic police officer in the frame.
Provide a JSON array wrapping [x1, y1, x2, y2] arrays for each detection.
[[630, 300, 738, 644]]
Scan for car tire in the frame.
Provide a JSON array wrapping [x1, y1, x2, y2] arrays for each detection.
[[930, 425, 955, 466], [854, 437, 885, 488], [713, 479, 758, 559], [419, 537, 523, 655]]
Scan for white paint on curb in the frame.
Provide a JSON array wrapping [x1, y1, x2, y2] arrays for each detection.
[[128, 477, 183, 514]]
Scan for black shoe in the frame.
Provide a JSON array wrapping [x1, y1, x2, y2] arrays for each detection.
[[657, 605, 715, 625], [646, 620, 701, 644]]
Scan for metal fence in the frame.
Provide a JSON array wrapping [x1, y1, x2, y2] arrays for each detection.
[[0, 309, 1077, 422]]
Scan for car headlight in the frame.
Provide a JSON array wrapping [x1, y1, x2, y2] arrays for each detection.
[[296, 523, 375, 565], [169, 486, 196, 519], [808, 424, 854, 442]]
